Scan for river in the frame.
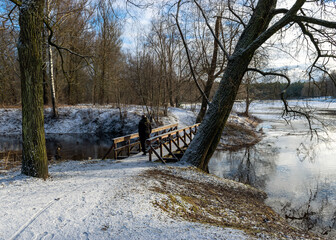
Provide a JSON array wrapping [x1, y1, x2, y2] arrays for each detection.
[[209, 99, 336, 237]]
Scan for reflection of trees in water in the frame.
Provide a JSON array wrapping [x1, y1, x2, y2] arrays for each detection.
[[1, 133, 121, 163], [224, 144, 278, 189], [211, 141, 336, 238], [45, 134, 115, 160], [0, 135, 22, 152], [235, 149, 256, 186], [295, 133, 333, 163], [280, 183, 336, 237], [291, 135, 336, 236], [296, 142, 316, 163], [0, 136, 22, 168]]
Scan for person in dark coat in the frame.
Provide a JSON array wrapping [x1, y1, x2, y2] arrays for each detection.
[[138, 115, 152, 155]]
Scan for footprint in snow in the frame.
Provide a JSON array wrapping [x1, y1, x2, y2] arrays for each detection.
[[34, 232, 55, 240], [80, 232, 89, 240]]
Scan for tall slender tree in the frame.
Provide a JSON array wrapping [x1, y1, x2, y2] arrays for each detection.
[[46, 0, 58, 118]]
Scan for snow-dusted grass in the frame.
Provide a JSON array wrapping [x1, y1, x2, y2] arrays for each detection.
[[0, 156, 252, 240]]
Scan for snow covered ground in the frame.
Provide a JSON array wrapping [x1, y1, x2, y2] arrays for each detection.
[[0, 105, 252, 240], [0, 156, 251, 240], [1, 100, 333, 239], [0, 105, 197, 136]]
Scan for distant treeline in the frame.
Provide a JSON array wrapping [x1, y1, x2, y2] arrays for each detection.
[[1, 1, 335, 110], [237, 76, 336, 100]]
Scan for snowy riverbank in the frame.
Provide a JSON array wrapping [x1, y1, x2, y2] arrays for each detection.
[[0, 103, 328, 239], [0, 104, 261, 148], [0, 105, 198, 136]]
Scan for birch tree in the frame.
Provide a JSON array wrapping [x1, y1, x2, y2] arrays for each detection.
[[46, 0, 58, 117]]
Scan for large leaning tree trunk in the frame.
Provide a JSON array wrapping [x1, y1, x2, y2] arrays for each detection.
[[18, 0, 49, 179], [181, 0, 302, 171]]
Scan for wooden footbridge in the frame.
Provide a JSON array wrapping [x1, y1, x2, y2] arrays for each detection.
[[102, 123, 200, 163]]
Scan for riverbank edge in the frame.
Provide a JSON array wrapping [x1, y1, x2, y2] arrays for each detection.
[[139, 165, 324, 240]]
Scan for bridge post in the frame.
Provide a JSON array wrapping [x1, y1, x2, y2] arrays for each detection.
[[127, 139, 130, 156], [177, 132, 180, 147], [159, 137, 163, 157], [113, 142, 117, 159], [168, 134, 172, 152], [148, 142, 152, 161]]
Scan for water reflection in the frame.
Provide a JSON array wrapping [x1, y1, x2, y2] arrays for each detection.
[[210, 144, 278, 189], [209, 118, 336, 237], [279, 182, 336, 236], [0, 133, 116, 163], [45, 134, 115, 160]]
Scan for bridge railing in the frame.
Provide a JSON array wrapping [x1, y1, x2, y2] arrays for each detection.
[[102, 123, 178, 160], [146, 123, 200, 163]]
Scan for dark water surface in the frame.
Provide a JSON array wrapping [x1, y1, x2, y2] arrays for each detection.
[[0, 133, 116, 162], [209, 104, 336, 237]]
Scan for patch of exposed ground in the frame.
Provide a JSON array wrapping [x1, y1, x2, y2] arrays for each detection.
[[219, 114, 263, 151], [0, 151, 21, 173], [140, 166, 324, 240]]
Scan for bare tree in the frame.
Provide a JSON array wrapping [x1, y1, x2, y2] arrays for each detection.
[[0, 2, 20, 106], [93, 0, 122, 105], [195, 13, 226, 122], [180, 0, 336, 171]]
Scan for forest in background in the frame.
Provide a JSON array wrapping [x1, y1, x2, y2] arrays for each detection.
[[237, 75, 336, 100], [0, 0, 206, 110], [1, 0, 335, 112]]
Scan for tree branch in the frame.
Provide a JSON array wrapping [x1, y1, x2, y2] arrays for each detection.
[[8, 0, 22, 7], [296, 21, 322, 81], [43, 19, 92, 59], [272, 8, 288, 16], [43, 18, 94, 86], [193, 0, 230, 60], [293, 15, 336, 28], [241, 0, 306, 56], [228, 0, 246, 28], [314, 65, 336, 87], [246, 67, 313, 131], [174, 0, 210, 105]]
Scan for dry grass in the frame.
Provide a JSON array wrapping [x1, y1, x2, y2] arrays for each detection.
[[219, 116, 263, 151], [140, 167, 324, 240], [0, 151, 21, 173]]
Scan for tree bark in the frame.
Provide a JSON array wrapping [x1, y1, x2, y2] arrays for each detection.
[[196, 16, 221, 123], [181, 0, 278, 171], [42, 29, 49, 105], [18, 0, 48, 179]]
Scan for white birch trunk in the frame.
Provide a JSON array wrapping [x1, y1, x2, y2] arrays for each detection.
[[46, 0, 58, 118]]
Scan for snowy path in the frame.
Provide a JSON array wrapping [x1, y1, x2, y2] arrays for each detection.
[[0, 155, 248, 240]]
